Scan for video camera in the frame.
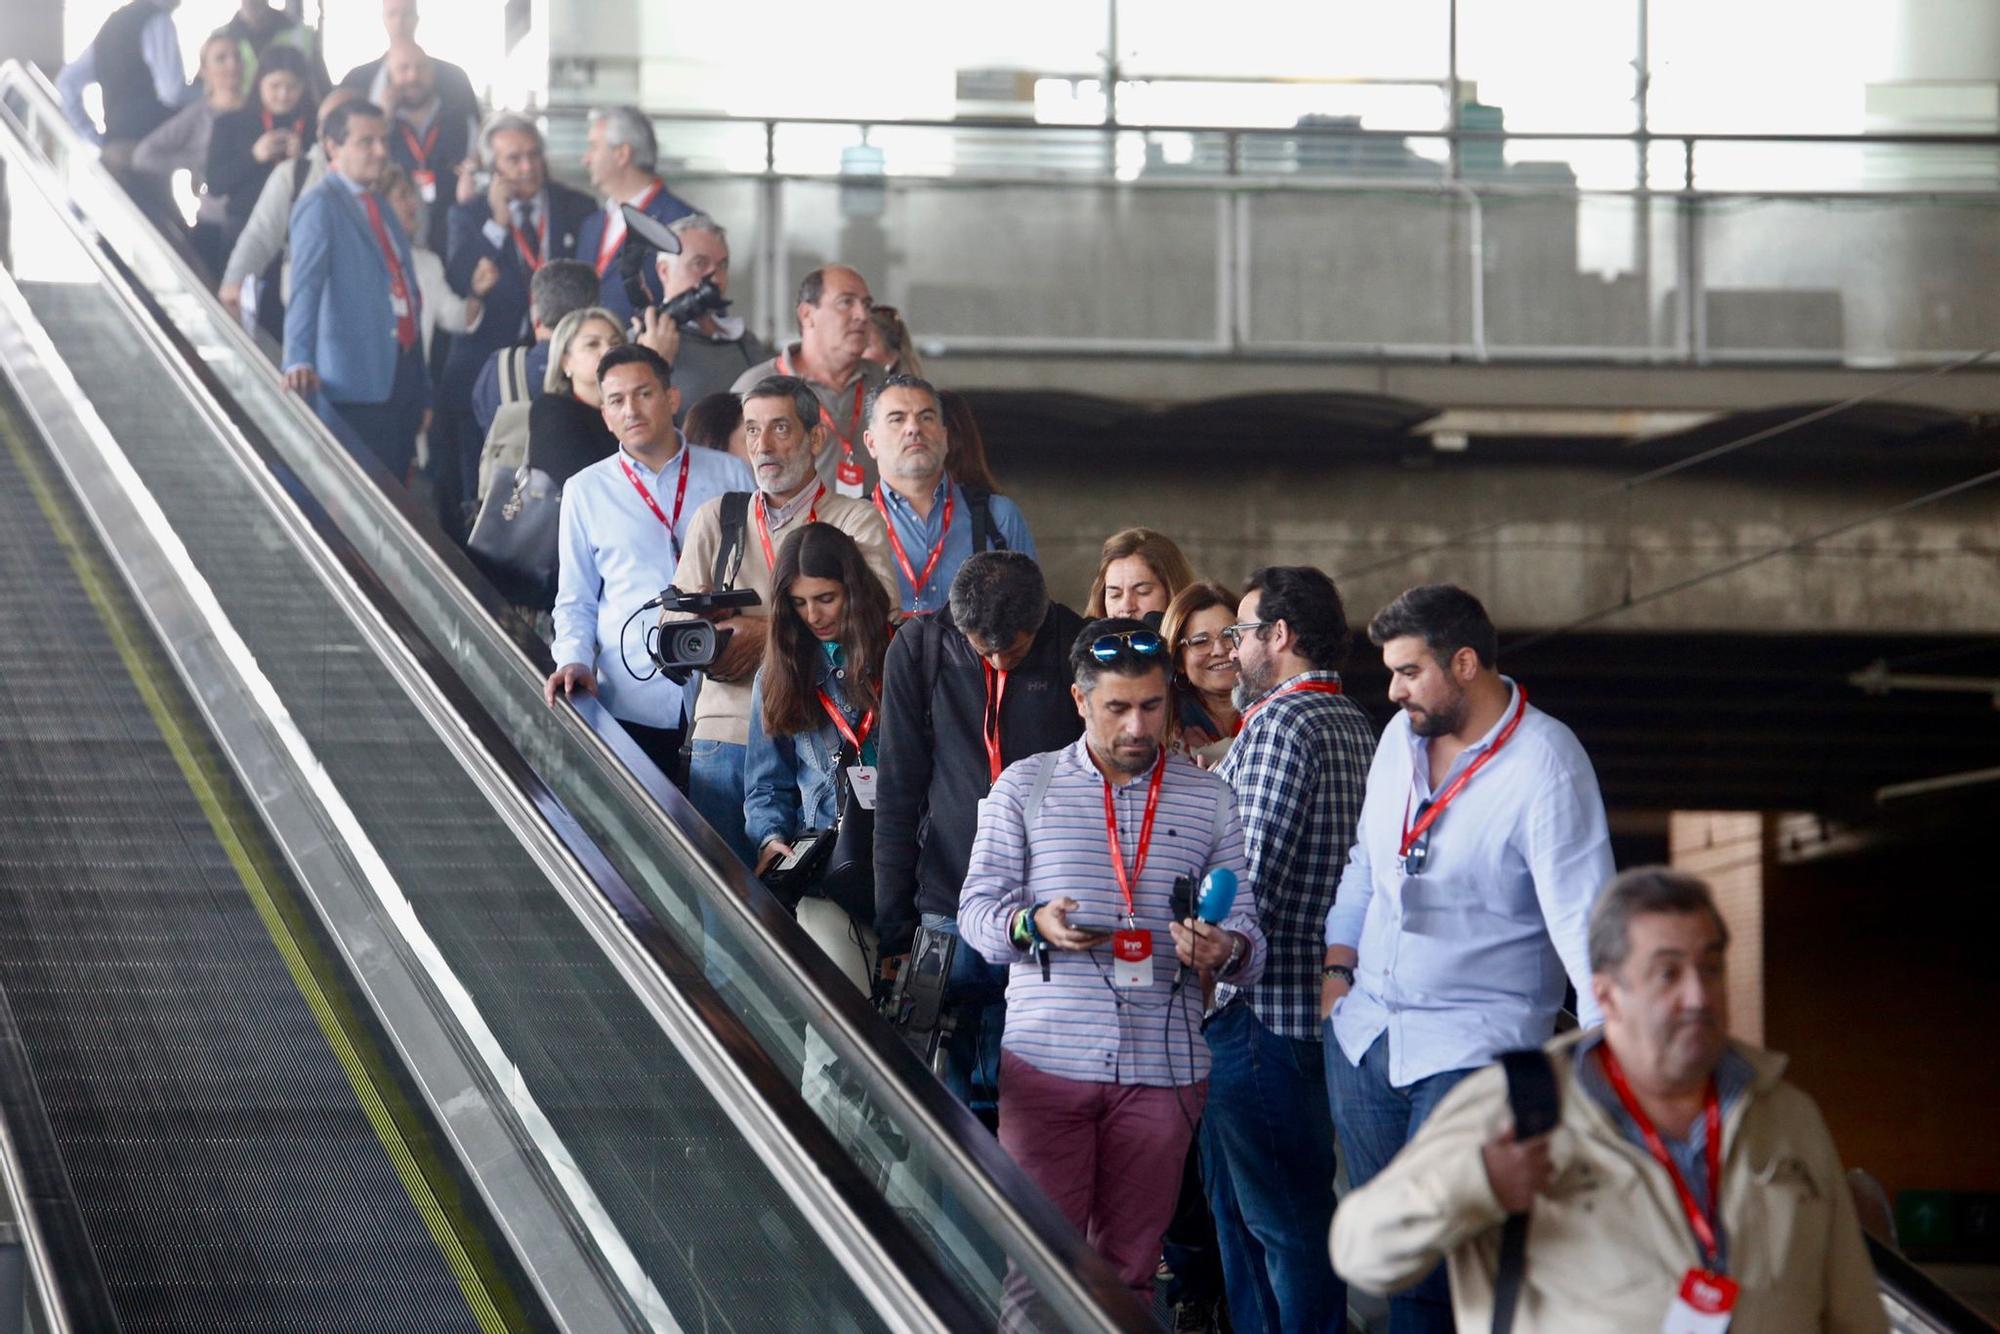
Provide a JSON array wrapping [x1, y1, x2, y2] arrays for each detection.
[[642, 586, 760, 684], [616, 204, 734, 328]]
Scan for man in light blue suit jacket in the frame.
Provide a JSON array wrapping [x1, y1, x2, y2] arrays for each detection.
[[283, 100, 431, 482]]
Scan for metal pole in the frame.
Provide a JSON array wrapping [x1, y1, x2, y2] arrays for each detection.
[[1446, 0, 1461, 179], [1105, 0, 1120, 127]]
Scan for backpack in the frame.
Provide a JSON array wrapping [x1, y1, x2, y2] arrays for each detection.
[[960, 483, 1006, 554], [475, 347, 536, 503]]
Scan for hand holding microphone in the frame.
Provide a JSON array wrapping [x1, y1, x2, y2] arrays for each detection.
[[1171, 867, 1241, 980]]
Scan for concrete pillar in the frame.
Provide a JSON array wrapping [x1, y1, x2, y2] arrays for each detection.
[[1668, 811, 1766, 1045], [0, 0, 63, 73]]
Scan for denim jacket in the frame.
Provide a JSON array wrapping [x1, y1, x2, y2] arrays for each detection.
[[743, 646, 874, 853]]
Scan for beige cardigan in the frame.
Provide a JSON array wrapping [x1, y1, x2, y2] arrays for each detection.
[[1331, 1031, 1888, 1334]]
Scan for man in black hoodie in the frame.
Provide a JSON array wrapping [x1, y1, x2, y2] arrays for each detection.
[[874, 551, 1084, 1115]]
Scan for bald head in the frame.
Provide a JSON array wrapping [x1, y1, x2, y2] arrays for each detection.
[[383, 0, 419, 42], [384, 40, 435, 109]]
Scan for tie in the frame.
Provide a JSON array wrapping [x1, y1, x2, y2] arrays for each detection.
[[511, 199, 540, 265], [360, 191, 419, 351]]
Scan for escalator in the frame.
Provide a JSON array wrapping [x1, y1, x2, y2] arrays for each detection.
[[0, 60, 1143, 1334], [0, 56, 1991, 1334]]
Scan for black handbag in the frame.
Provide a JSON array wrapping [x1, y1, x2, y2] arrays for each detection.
[[467, 464, 561, 600], [819, 756, 875, 924]]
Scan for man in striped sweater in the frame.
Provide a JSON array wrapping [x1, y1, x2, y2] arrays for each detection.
[[959, 617, 1267, 1315]]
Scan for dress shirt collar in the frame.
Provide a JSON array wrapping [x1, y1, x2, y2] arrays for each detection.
[[1405, 674, 1522, 772], [607, 178, 663, 214], [394, 98, 440, 130], [330, 169, 369, 197], [876, 473, 950, 521], [762, 479, 820, 531], [617, 436, 684, 481], [779, 341, 867, 391]]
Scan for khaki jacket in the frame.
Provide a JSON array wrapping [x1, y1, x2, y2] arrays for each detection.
[[1331, 1032, 1888, 1334], [669, 489, 894, 745]]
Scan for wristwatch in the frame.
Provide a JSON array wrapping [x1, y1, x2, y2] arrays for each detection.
[[1321, 963, 1356, 985], [1221, 931, 1246, 977]]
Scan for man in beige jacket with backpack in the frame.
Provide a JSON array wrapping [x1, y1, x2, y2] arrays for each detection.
[[1332, 866, 1887, 1333]]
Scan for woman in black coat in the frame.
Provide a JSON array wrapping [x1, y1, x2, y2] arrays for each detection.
[[205, 44, 316, 252]]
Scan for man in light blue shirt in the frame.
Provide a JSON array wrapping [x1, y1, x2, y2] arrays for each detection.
[[862, 373, 1034, 615], [545, 344, 753, 776], [1321, 583, 1612, 1334]]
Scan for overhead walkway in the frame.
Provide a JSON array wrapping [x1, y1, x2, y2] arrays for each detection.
[[0, 60, 1989, 1334]]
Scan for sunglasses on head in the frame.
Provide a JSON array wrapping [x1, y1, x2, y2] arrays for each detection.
[[1089, 629, 1166, 663], [1402, 798, 1434, 876]]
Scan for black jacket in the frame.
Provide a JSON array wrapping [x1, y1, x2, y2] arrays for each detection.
[[873, 602, 1086, 948]]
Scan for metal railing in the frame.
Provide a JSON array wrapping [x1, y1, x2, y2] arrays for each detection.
[[533, 105, 2000, 369]]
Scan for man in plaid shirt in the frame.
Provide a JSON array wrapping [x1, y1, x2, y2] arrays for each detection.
[[1205, 566, 1374, 1334]]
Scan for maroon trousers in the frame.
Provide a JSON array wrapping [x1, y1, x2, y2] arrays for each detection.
[[997, 1050, 1207, 1321]]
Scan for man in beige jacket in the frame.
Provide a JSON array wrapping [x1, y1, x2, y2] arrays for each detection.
[[1332, 866, 1887, 1333], [669, 374, 895, 865]]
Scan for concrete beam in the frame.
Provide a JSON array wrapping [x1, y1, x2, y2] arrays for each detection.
[[931, 352, 2000, 416]]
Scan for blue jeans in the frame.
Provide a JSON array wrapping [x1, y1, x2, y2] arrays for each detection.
[[1324, 1028, 1478, 1334], [921, 913, 1008, 1117], [688, 738, 755, 868], [1201, 1000, 1345, 1333]]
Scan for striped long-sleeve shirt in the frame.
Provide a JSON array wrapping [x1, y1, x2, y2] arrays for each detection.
[[959, 738, 1266, 1087]]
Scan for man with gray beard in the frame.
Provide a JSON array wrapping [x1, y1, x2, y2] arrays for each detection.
[[1320, 583, 1612, 1333], [1204, 565, 1376, 1334]]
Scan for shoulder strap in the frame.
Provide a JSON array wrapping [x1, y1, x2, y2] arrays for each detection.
[[916, 611, 942, 740], [712, 490, 752, 589], [960, 483, 1005, 553], [1491, 1048, 1562, 1334], [501, 347, 529, 403], [1022, 750, 1059, 834]]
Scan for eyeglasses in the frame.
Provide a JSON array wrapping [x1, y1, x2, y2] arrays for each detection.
[[1401, 798, 1434, 876], [1089, 629, 1166, 663], [1219, 620, 1271, 648], [1180, 631, 1229, 652]]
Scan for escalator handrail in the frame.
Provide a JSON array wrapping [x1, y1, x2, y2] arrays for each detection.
[[1867, 1234, 2000, 1334], [0, 57, 1150, 1331]]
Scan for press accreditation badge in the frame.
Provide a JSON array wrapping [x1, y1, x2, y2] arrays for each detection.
[[1112, 929, 1153, 988], [390, 294, 410, 318], [835, 458, 865, 498], [413, 169, 437, 203], [1661, 1269, 1737, 1334], [846, 765, 878, 810]]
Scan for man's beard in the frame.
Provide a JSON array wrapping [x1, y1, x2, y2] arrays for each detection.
[[1232, 653, 1275, 714], [1406, 691, 1467, 738], [1098, 735, 1158, 776]]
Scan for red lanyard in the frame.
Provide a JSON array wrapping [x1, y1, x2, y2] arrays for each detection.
[[1238, 677, 1343, 729], [873, 486, 954, 602], [619, 448, 692, 550], [595, 181, 663, 276], [754, 484, 823, 570], [398, 119, 439, 168], [512, 208, 547, 272], [1600, 1044, 1725, 1269], [775, 351, 864, 462], [981, 661, 1009, 783], [817, 688, 873, 753], [262, 107, 305, 137], [1102, 754, 1167, 919], [1400, 684, 1529, 858], [358, 191, 417, 350]]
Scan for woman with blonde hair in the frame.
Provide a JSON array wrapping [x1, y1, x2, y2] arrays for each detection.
[[862, 303, 924, 377], [528, 306, 625, 485], [1084, 527, 1197, 621]]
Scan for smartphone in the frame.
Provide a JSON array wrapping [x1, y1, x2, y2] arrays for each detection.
[[1065, 917, 1119, 940]]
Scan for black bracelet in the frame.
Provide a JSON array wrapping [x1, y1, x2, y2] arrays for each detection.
[[1322, 963, 1356, 984]]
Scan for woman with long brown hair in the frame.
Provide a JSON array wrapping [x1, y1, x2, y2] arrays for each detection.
[[745, 522, 895, 879], [1084, 526, 1197, 621]]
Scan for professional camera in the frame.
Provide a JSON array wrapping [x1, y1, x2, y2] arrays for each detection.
[[614, 203, 731, 328], [660, 275, 730, 327], [642, 586, 760, 683]]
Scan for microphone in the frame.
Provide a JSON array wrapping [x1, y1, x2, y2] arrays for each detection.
[[1176, 867, 1240, 985], [1195, 867, 1238, 924]]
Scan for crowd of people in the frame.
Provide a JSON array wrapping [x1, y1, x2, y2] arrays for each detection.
[[61, 7, 1891, 1332]]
